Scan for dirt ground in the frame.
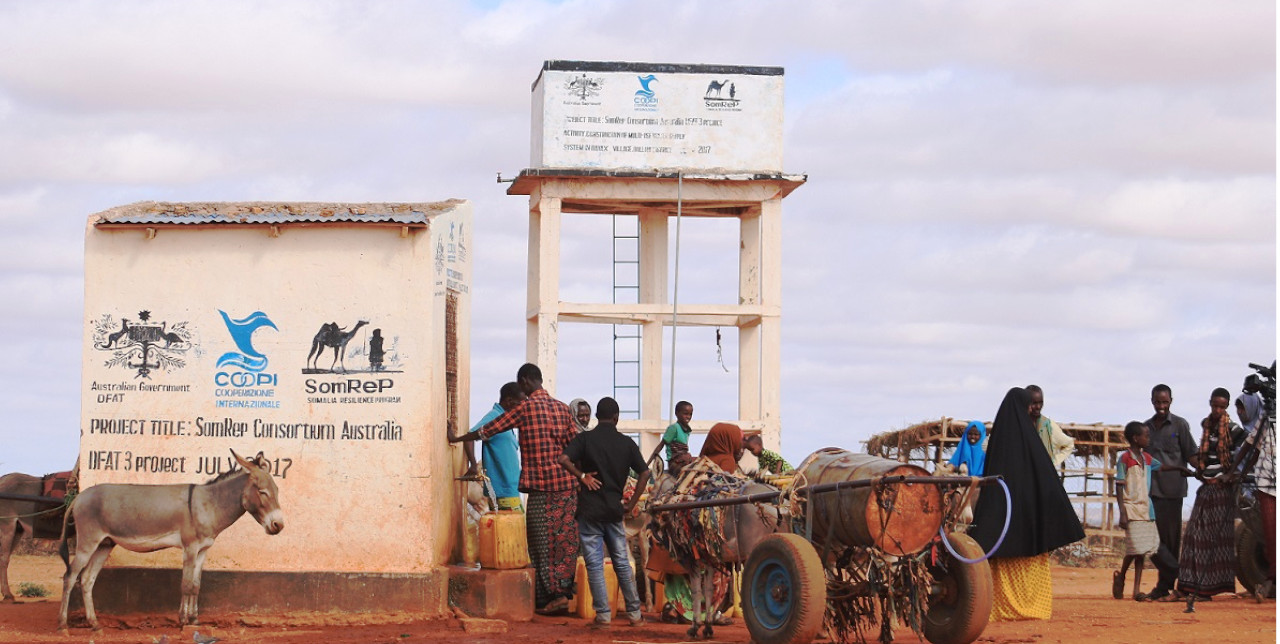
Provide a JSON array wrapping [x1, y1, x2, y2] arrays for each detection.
[[1, 554, 1274, 644]]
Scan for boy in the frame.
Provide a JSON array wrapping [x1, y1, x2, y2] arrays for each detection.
[[1114, 421, 1161, 601], [744, 434, 794, 475], [648, 401, 695, 472]]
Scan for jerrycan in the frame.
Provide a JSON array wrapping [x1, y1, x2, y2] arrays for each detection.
[[479, 510, 530, 570]]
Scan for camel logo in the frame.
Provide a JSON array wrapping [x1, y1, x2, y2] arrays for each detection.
[[93, 310, 194, 379], [634, 74, 658, 110], [703, 79, 741, 110], [303, 321, 402, 375], [213, 310, 280, 408], [564, 73, 603, 103]]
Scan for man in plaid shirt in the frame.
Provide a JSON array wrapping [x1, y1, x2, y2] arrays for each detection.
[[451, 363, 579, 614]]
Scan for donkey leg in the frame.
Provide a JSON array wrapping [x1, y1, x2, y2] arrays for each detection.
[[187, 546, 212, 625], [58, 536, 100, 631], [686, 570, 703, 638], [0, 519, 17, 602], [80, 542, 114, 631]]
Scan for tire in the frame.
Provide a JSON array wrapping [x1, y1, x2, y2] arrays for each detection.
[[923, 532, 992, 644], [1236, 520, 1271, 592], [741, 533, 826, 644]]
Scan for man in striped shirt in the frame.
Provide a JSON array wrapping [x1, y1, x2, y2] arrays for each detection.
[[450, 363, 579, 614]]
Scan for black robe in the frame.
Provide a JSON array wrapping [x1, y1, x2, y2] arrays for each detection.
[[970, 387, 1085, 558]]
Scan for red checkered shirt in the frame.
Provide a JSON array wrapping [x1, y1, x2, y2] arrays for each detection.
[[478, 388, 577, 492]]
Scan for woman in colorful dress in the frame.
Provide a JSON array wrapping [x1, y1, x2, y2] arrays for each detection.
[[970, 387, 1085, 621], [1177, 387, 1243, 611]]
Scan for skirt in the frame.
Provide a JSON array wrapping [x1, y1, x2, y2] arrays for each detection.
[[1177, 483, 1237, 597], [526, 489, 579, 606], [1125, 520, 1159, 557], [990, 553, 1053, 621]]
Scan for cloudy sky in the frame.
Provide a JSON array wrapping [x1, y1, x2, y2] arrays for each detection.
[[0, 1, 1274, 486]]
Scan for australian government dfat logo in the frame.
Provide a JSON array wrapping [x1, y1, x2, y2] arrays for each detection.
[[214, 310, 280, 409], [93, 309, 193, 380], [703, 78, 742, 111], [634, 74, 658, 110], [564, 73, 603, 105]]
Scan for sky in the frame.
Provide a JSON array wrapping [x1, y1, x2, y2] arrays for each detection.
[[0, 1, 1274, 490]]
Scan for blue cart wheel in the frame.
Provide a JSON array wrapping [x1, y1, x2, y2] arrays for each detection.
[[742, 534, 825, 644]]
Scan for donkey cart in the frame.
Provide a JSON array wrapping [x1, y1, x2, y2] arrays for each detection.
[[652, 448, 1005, 644]]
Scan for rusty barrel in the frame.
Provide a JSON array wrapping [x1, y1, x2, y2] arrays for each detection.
[[796, 448, 943, 556]]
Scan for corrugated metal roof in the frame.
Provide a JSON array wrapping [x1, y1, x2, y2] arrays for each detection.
[[94, 201, 462, 226]]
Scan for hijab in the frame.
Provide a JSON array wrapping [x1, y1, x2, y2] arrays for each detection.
[[970, 387, 1085, 558], [948, 421, 987, 476], [700, 422, 743, 473], [569, 398, 592, 432], [1237, 392, 1265, 434]]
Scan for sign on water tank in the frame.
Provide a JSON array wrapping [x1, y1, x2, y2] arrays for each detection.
[[531, 60, 785, 173]]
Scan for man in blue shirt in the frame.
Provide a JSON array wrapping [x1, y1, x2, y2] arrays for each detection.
[[472, 382, 525, 509]]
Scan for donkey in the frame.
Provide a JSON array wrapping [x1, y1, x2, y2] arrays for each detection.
[[0, 473, 43, 603], [58, 450, 284, 631], [649, 464, 781, 640]]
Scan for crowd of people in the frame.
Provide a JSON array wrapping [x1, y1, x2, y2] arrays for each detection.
[[964, 382, 1275, 621], [450, 364, 1275, 627], [449, 363, 794, 626]]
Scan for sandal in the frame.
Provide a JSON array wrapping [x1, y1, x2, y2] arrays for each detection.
[[1112, 571, 1124, 600], [1154, 593, 1182, 603], [1134, 592, 1152, 602]]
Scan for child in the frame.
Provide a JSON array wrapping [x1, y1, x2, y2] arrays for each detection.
[[949, 421, 987, 476], [744, 434, 794, 475], [1113, 420, 1161, 601], [648, 401, 695, 473]]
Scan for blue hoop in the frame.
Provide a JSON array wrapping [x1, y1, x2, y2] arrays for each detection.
[[937, 478, 1011, 564]]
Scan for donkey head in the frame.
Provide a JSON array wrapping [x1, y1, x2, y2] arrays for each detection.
[[231, 449, 284, 535]]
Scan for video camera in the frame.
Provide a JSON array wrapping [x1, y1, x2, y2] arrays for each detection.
[[1244, 360, 1276, 425]]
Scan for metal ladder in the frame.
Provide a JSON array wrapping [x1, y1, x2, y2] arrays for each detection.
[[612, 215, 641, 420]]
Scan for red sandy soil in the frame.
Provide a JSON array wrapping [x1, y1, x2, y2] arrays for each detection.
[[1, 555, 1274, 644]]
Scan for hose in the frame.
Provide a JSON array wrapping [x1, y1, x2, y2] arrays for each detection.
[[937, 477, 1011, 564]]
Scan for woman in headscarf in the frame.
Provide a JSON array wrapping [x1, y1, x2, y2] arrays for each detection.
[[950, 421, 988, 476], [569, 398, 592, 432], [1177, 388, 1242, 611], [700, 422, 744, 474], [970, 388, 1085, 621]]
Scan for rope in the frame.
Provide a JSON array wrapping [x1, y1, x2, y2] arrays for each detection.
[[0, 503, 67, 521], [666, 171, 683, 432], [937, 478, 1012, 564]]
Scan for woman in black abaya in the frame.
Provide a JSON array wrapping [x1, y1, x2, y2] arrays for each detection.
[[970, 387, 1085, 620]]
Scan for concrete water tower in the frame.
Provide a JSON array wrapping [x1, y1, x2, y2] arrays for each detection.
[[507, 61, 805, 455]]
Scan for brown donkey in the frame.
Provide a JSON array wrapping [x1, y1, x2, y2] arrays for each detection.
[[58, 450, 283, 631]]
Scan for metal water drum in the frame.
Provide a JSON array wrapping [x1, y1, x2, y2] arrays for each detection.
[[796, 448, 942, 556]]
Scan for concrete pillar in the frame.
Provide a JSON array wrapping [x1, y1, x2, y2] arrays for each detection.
[[638, 207, 668, 457], [527, 189, 561, 393]]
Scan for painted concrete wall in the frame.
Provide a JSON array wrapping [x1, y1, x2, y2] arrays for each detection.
[[80, 201, 471, 574], [532, 61, 784, 172]]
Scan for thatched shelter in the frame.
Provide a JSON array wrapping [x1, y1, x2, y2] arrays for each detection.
[[864, 417, 1126, 553]]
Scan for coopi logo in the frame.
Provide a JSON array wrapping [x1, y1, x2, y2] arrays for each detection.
[[213, 310, 281, 408], [634, 74, 659, 110]]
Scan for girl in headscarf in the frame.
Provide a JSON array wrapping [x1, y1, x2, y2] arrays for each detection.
[[949, 421, 987, 476], [1177, 388, 1242, 610], [700, 422, 744, 473], [970, 388, 1085, 621]]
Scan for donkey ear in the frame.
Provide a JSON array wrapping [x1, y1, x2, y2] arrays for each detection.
[[254, 451, 267, 467], [230, 449, 254, 470]]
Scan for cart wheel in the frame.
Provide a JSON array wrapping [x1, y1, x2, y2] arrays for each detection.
[[1236, 521, 1271, 593], [742, 533, 826, 644], [923, 532, 992, 644]]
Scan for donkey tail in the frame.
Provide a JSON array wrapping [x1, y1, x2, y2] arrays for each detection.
[[57, 495, 76, 571]]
